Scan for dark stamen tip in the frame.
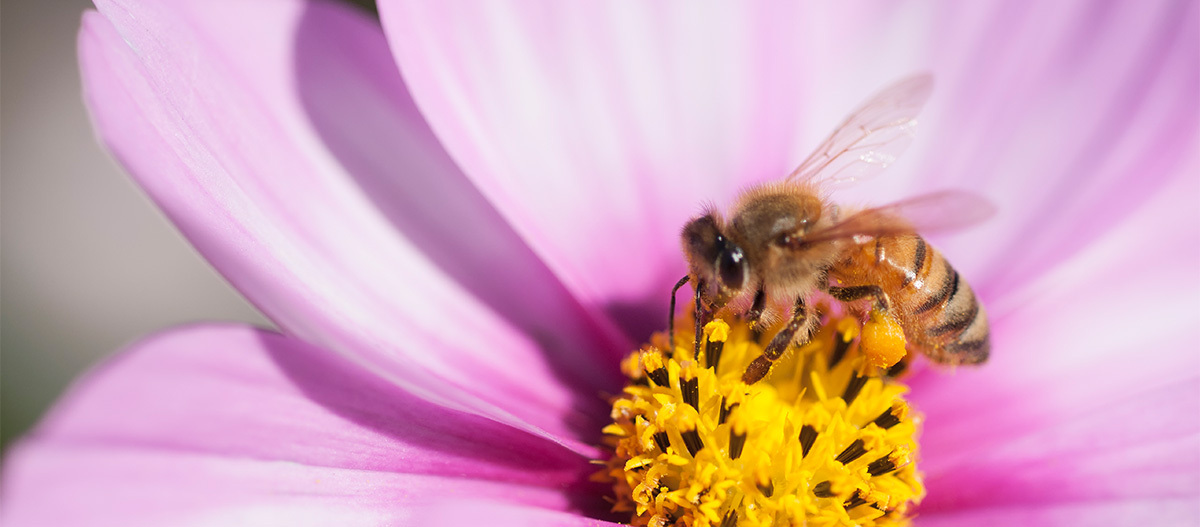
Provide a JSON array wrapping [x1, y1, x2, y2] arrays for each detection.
[[812, 480, 835, 498], [798, 425, 818, 457], [719, 510, 738, 527], [757, 478, 774, 497], [653, 431, 670, 453], [680, 377, 699, 409], [842, 372, 868, 406], [871, 406, 902, 429], [844, 491, 869, 510], [705, 339, 725, 370], [648, 368, 670, 387], [835, 439, 868, 464], [682, 428, 704, 457], [886, 358, 909, 377], [728, 429, 746, 460], [718, 399, 739, 425], [829, 332, 852, 367], [867, 453, 898, 477]]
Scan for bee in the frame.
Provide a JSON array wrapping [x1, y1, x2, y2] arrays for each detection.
[[672, 74, 993, 384]]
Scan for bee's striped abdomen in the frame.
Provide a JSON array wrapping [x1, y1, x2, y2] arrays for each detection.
[[891, 235, 989, 364], [834, 235, 990, 365]]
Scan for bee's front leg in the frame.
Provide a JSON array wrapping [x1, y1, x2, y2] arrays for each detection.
[[693, 279, 714, 357], [743, 296, 810, 384], [745, 288, 767, 340], [667, 275, 691, 349]]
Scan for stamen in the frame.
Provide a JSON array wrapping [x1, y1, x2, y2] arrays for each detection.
[[812, 481, 835, 498], [867, 453, 898, 477], [835, 439, 868, 464], [728, 413, 747, 460], [718, 398, 738, 425], [642, 351, 670, 387], [829, 331, 852, 367], [755, 468, 775, 498], [678, 411, 704, 457], [653, 431, 670, 453], [598, 313, 924, 526], [844, 491, 869, 510], [704, 320, 729, 370], [843, 372, 868, 406], [798, 424, 818, 457], [679, 363, 699, 409], [871, 403, 907, 430]]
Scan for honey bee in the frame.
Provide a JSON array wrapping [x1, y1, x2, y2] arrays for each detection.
[[673, 74, 993, 384]]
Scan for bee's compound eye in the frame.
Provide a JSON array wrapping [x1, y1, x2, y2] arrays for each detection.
[[716, 247, 748, 291]]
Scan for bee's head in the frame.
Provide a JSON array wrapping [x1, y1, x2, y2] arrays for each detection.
[[681, 213, 749, 306]]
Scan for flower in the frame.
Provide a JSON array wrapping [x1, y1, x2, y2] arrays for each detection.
[[4, 0, 1198, 525]]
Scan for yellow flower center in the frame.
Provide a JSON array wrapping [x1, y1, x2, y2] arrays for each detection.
[[596, 311, 925, 526]]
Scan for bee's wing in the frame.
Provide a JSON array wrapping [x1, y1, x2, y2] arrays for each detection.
[[786, 73, 933, 188], [801, 190, 995, 244]]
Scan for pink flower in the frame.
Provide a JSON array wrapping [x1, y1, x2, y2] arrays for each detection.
[[4, 0, 1197, 525]]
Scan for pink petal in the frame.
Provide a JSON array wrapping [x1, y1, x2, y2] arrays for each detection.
[[412, 499, 623, 527], [379, 1, 909, 335], [909, 170, 1200, 517], [78, 0, 627, 454], [915, 498, 1200, 527], [918, 380, 1199, 518], [381, 1, 1197, 335], [2, 324, 597, 526], [921, 0, 1199, 299]]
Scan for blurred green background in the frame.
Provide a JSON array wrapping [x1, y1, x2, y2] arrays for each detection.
[[0, 0, 376, 456]]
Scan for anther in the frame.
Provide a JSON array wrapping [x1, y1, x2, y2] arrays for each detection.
[[756, 476, 775, 498], [829, 331, 852, 367], [871, 403, 906, 429], [843, 372, 868, 406], [843, 491, 869, 510], [729, 413, 748, 460], [706, 340, 725, 370], [653, 431, 670, 453], [679, 412, 704, 457], [835, 439, 868, 464], [682, 429, 704, 457], [798, 424, 818, 457], [704, 320, 729, 370], [718, 399, 738, 425], [642, 352, 670, 387], [886, 357, 910, 377], [679, 365, 699, 409], [812, 480, 835, 498], [867, 453, 898, 477]]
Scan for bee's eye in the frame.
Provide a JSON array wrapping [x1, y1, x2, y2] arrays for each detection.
[[776, 234, 794, 247], [716, 247, 747, 291]]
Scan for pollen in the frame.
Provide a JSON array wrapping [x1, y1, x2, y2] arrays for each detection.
[[596, 311, 924, 527], [861, 308, 908, 370]]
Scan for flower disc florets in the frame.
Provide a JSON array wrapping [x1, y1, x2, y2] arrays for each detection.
[[597, 312, 925, 526]]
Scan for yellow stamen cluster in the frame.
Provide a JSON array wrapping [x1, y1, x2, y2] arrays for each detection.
[[596, 313, 924, 527]]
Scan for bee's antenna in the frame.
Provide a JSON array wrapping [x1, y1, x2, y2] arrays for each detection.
[[668, 275, 690, 350]]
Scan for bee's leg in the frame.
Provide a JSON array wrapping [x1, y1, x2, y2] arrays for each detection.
[[667, 275, 691, 349], [746, 288, 767, 341], [693, 280, 712, 358], [743, 296, 809, 384], [827, 285, 890, 312]]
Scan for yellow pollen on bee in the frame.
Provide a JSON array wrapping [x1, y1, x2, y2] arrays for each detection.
[[596, 314, 925, 527], [861, 308, 909, 370]]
